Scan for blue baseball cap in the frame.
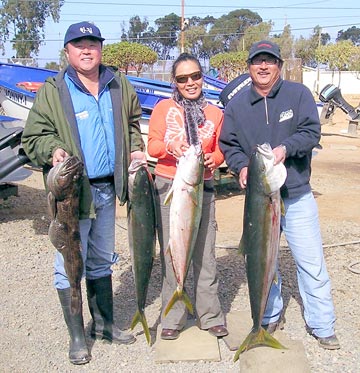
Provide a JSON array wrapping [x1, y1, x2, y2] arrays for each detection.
[[64, 21, 105, 47]]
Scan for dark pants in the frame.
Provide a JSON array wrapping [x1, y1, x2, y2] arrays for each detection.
[[155, 176, 225, 330]]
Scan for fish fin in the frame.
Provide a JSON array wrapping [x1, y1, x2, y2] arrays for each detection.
[[182, 290, 194, 315], [273, 272, 279, 285], [130, 309, 139, 330], [188, 188, 199, 205], [238, 236, 245, 255], [70, 287, 82, 315], [281, 199, 285, 216], [164, 290, 180, 316], [130, 309, 152, 345], [164, 187, 173, 205], [234, 327, 287, 362], [150, 177, 158, 250], [164, 288, 194, 316], [47, 192, 56, 219], [165, 241, 171, 256]]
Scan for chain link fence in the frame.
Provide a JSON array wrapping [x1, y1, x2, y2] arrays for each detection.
[[0, 57, 303, 84]]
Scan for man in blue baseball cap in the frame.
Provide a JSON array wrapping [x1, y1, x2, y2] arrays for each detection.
[[63, 21, 105, 47], [22, 21, 147, 364]]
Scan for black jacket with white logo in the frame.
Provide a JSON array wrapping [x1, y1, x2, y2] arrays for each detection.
[[219, 78, 321, 199]]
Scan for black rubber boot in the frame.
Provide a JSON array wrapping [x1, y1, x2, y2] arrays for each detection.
[[57, 288, 91, 365], [86, 275, 136, 345]]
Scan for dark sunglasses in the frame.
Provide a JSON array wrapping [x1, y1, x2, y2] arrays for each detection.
[[175, 71, 203, 84], [250, 56, 278, 65]]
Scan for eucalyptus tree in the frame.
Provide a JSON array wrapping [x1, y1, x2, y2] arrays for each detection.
[[273, 24, 294, 59], [206, 9, 262, 55], [337, 26, 360, 45], [153, 12, 180, 59], [140, 27, 164, 57], [182, 24, 206, 58], [294, 26, 330, 67], [239, 21, 272, 51], [0, 0, 64, 57], [128, 15, 149, 42]]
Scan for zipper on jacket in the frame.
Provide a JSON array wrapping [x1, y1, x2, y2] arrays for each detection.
[[95, 92, 113, 174], [264, 96, 269, 124]]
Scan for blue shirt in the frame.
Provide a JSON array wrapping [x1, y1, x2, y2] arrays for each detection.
[[65, 70, 115, 179]]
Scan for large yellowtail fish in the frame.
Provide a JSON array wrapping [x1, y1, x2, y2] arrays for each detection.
[[47, 156, 84, 315], [234, 143, 287, 362], [127, 159, 156, 345], [164, 143, 204, 316]]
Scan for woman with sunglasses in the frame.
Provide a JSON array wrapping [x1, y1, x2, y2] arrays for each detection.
[[147, 53, 228, 341]]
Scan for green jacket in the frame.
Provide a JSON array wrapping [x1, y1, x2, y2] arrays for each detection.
[[22, 66, 144, 218]]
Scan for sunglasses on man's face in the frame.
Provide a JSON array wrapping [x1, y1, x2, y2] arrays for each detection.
[[175, 71, 203, 84], [250, 56, 278, 65]]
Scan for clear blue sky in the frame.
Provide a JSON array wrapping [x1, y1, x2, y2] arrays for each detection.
[[2, 0, 360, 66]]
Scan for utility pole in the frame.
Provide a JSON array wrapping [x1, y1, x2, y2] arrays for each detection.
[[316, 27, 322, 93], [181, 0, 185, 53]]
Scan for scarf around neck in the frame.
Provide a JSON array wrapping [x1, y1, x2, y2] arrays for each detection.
[[172, 88, 206, 145]]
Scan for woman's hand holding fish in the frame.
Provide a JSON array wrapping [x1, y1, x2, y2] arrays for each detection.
[[204, 153, 216, 174], [166, 139, 189, 158]]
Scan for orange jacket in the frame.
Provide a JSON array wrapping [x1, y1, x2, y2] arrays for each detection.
[[148, 98, 224, 180]]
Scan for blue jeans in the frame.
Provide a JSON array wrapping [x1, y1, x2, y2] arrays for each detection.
[[263, 192, 336, 338], [54, 181, 119, 289]]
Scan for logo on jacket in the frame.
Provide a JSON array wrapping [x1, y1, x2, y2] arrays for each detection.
[[279, 109, 293, 123]]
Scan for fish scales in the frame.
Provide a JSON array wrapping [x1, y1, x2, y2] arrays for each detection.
[[47, 156, 84, 315], [234, 143, 287, 362], [128, 159, 156, 345], [164, 144, 204, 316]]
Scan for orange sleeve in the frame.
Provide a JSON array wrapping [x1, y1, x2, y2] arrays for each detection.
[[212, 108, 225, 168], [147, 99, 179, 178], [148, 100, 170, 160]]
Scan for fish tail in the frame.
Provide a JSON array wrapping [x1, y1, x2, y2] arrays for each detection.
[[233, 327, 287, 362], [70, 286, 82, 315], [164, 288, 194, 316], [182, 290, 194, 315], [163, 187, 173, 205], [130, 309, 152, 345]]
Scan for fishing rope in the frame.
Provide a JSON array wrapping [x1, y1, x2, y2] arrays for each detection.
[[347, 261, 360, 274], [216, 240, 360, 274], [117, 218, 360, 274]]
